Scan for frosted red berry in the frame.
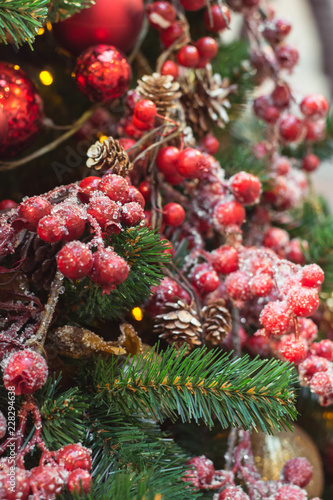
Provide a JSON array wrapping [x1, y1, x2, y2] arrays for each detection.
[[211, 245, 239, 274], [298, 318, 318, 342], [250, 273, 274, 297], [37, 215, 66, 243], [281, 457, 313, 487], [286, 238, 306, 264], [87, 196, 121, 232], [271, 83, 291, 109], [52, 205, 86, 241], [163, 203, 185, 226], [186, 456, 215, 484], [275, 44, 299, 70], [279, 336, 307, 364], [287, 286, 319, 317], [89, 248, 129, 292], [214, 200, 246, 227], [263, 18, 292, 45], [2, 349, 48, 395], [132, 114, 154, 131], [146, 277, 181, 316], [218, 486, 249, 500], [78, 176, 100, 203], [204, 4, 231, 32], [18, 196, 52, 231], [191, 264, 220, 294], [311, 340, 333, 361], [225, 271, 252, 301], [57, 241, 93, 280], [161, 60, 179, 79], [301, 264, 324, 288], [263, 105, 280, 124], [67, 469, 92, 495], [273, 156, 291, 175], [0, 466, 30, 500], [121, 202, 144, 226], [176, 148, 206, 178], [279, 115, 304, 142], [127, 186, 145, 208], [310, 371, 333, 396], [181, 0, 206, 10], [156, 146, 180, 175], [304, 119, 326, 142], [134, 100, 157, 123], [263, 227, 289, 252], [196, 37, 218, 60], [260, 301, 293, 336], [56, 444, 92, 472], [160, 22, 186, 47], [302, 153, 320, 172], [300, 94, 329, 119], [274, 484, 307, 500], [299, 356, 329, 382], [147, 1, 176, 30], [30, 465, 65, 498], [177, 45, 199, 68], [230, 171, 261, 205], [0, 199, 18, 210], [98, 174, 129, 203]]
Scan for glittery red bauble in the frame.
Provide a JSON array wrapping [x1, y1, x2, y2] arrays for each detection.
[[0, 62, 43, 159], [53, 0, 144, 55], [75, 45, 131, 102]]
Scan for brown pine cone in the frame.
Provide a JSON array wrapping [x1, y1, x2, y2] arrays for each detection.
[[202, 299, 232, 345], [154, 300, 202, 352], [136, 73, 182, 115], [19, 233, 61, 290], [86, 136, 133, 176]]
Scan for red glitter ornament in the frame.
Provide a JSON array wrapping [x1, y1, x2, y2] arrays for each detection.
[[53, 0, 144, 55], [2, 349, 48, 395], [57, 242, 93, 280], [0, 62, 43, 159], [260, 301, 292, 336], [56, 443, 92, 472], [67, 469, 92, 495], [0, 465, 30, 500], [186, 456, 215, 485], [89, 247, 130, 293], [75, 45, 131, 103], [218, 487, 249, 500], [30, 465, 66, 499], [281, 457, 313, 487]]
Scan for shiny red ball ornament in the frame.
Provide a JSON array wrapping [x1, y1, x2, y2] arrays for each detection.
[[157, 146, 180, 175], [176, 148, 206, 178], [75, 45, 131, 103], [78, 176, 101, 203], [161, 60, 179, 79], [204, 4, 231, 32], [56, 444, 92, 472], [163, 203, 185, 226], [0, 62, 43, 158], [196, 37, 218, 60], [3, 349, 48, 395], [53, 0, 144, 54], [177, 45, 199, 67]]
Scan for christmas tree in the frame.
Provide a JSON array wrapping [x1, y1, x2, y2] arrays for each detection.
[[0, 0, 333, 498]]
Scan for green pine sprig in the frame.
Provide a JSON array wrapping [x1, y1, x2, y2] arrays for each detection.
[[46, 0, 95, 23], [91, 345, 298, 434], [0, 0, 48, 48]]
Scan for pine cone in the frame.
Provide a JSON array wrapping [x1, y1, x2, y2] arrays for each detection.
[[202, 300, 232, 345], [86, 136, 133, 175], [154, 300, 202, 351], [180, 66, 236, 136], [19, 234, 61, 291], [136, 73, 182, 115]]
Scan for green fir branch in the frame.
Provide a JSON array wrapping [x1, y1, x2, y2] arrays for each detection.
[[61, 226, 171, 323], [0, 0, 48, 48], [47, 0, 95, 23], [91, 346, 298, 434]]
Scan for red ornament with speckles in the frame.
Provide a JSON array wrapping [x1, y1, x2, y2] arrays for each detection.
[[3, 349, 48, 395]]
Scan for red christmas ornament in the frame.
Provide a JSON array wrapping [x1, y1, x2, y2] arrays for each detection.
[[37, 215, 66, 243], [2, 349, 48, 395], [157, 146, 180, 175], [279, 114, 304, 143], [196, 37, 218, 60], [120, 202, 144, 226], [52, 204, 86, 241], [230, 171, 261, 205], [281, 457, 313, 487], [218, 487, 249, 500], [134, 100, 157, 123], [127, 186, 146, 207], [56, 444, 92, 471], [89, 247, 129, 293], [200, 134, 219, 154], [147, 2, 177, 30], [0, 465, 30, 500], [192, 265, 220, 294], [18, 197, 51, 231], [176, 148, 206, 179], [211, 245, 239, 274], [287, 286, 319, 317], [301, 264, 324, 288], [310, 371, 333, 396], [0, 62, 43, 159], [186, 456, 215, 484], [274, 485, 308, 500], [225, 271, 252, 301], [78, 176, 101, 203], [57, 242, 93, 280], [87, 196, 121, 232], [279, 336, 307, 364], [98, 173, 129, 203], [161, 60, 179, 79], [53, 0, 144, 55], [30, 465, 66, 499], [260, 301, 292, 336], [250, 273, 274, 297], [300, 94, 329, 120], [75, 45, 131, 103], [67, 469, 92, 494], [160, 22, 186, 47], [214, 200, 246, 227], [177, 45, 200, 68]]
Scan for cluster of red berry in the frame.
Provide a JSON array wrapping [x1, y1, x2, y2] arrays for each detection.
[[184, 441, 317, 499], [147, 1, 222, 70], [0, 348, 92, 499], [0, 174, 149, 294]]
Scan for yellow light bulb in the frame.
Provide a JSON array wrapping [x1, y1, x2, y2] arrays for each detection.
[[39, 70, 53, 86], [13, 65, 20, 71], [37, 27, 45, 35], [46, 22, 53, 31], [131, 307, 143, 321], [99, 135, 108, 143]]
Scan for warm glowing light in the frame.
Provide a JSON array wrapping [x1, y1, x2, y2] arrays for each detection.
[[131, 307, 143, 321], [38, 27, 45, 35], [46, 22, 53, 31], [39, 70, 53, 86], [99, 135, 108, 143], [14, 65, 20, 70]]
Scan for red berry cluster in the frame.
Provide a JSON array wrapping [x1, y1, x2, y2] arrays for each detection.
[[146, 277, 190, 316], [1, 174, 146, 294], [147, 2, 221, 70]]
